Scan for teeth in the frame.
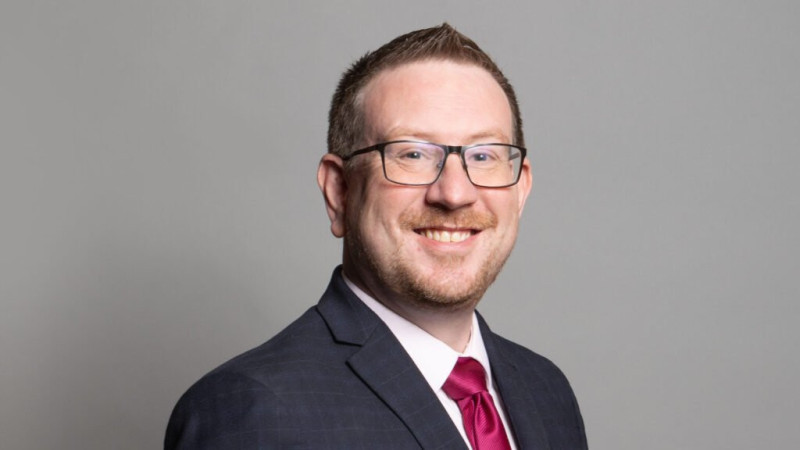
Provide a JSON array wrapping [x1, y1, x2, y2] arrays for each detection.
[[422, 229, 471, 243]]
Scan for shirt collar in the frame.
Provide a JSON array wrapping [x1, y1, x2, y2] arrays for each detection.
[[343, 274, 493, 390]]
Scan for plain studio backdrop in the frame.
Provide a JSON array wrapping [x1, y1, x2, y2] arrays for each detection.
[[2, 1, 798, 449]]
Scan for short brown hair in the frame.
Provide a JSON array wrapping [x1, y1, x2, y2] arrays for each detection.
[[327, 23, 524, 158]]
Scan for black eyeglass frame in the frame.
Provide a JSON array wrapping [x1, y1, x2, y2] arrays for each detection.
[[341, 140, 527, 188]]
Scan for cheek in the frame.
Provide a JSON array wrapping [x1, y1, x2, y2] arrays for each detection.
[[356, 180, 415, 225], [359, 194, 405, 236], [345, 168, 383, 230], [486, 192, 521, 221], [348, 189, 396, 244]]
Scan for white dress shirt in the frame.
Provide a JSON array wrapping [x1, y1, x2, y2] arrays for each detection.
[[344, 276, 517, 450]]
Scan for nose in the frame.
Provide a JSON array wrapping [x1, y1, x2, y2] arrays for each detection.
[[424, 154, 478, 209]]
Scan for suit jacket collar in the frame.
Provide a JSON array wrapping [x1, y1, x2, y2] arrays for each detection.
[[316, 267, 468, 449]]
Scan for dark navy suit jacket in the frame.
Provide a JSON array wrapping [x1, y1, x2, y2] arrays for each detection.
[[165, 268, 587, 449]]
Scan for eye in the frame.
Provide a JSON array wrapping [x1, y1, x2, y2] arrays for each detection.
[[466, 146, 501, 164], [470, 152, 491, 162], [388, 143, 440, 162], [399, 150, 424, 160]]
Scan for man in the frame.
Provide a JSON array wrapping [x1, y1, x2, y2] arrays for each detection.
[[165, 24, 587, 449]]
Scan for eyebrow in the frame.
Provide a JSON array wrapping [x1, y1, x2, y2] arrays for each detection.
[[382, 127, 511, 144]]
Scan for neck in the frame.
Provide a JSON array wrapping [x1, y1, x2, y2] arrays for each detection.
[[343, 268, 476, 352], [380, 298, 475, 353], [343, 257, 478, 353]]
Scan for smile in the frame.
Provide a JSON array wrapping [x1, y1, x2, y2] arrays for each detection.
[[416, 229, 474, 243]]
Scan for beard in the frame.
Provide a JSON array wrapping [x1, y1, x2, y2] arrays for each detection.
[[345, 206, 515, 311]]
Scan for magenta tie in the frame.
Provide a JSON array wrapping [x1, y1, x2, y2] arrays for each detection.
[[442, 357, 512, 450]]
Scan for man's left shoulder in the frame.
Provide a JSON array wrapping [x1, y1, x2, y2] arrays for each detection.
[[482, 323, 588, 449], [479, 315, 574, 382]]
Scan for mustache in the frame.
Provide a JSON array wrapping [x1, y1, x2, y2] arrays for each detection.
[[399, 208, 497, 230]]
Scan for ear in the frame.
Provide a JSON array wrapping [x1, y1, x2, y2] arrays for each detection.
[[516, 158, 533, 216], [317, 154, 348, 237]]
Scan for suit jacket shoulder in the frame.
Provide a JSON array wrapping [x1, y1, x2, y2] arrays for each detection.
[[480, 315, 588, 450], [165, 270, 465, 450]]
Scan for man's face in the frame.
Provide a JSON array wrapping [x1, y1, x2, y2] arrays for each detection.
[[321, 60, 531, 312]]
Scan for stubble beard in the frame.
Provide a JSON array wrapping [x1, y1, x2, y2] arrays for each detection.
[[345, 208, 515, 312]]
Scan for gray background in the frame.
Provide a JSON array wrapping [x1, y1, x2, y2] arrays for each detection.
[[2, 1, 798, 449]]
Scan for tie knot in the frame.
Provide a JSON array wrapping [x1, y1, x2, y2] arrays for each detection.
[[442, 357, 489, 401]]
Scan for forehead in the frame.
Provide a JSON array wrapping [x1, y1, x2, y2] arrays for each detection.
[[359, 60, 513, 144]]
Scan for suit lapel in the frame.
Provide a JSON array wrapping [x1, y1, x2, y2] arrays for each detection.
[[480, 315, 552, 450], [348, 328, 467, 450], [316, 269, 467, 450]]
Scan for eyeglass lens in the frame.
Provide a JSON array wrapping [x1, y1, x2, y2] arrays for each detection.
[[382, 142, 522, 187]]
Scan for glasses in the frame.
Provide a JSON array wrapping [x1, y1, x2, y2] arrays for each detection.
[[342, 140, 526, 188]]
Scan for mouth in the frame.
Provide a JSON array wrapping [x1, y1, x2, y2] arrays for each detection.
[[414, 228, 476, 243]]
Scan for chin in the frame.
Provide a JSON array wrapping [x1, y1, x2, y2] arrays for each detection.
[[396, 266, 497, 311]]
